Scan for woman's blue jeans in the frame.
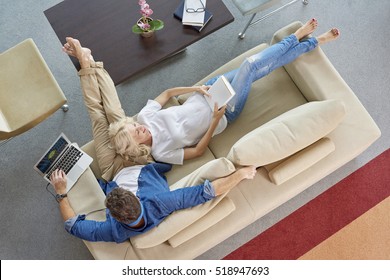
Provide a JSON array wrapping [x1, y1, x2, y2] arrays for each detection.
[[205, 34, 318, 123]]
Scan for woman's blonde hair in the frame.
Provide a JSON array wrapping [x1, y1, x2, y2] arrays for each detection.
[[108, 117, 152, 163]]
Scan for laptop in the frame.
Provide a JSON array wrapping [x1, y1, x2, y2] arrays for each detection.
[[34, 133, 93, 192]]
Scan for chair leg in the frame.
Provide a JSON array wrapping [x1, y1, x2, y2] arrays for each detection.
[[238, 0, 309, 39], [61, 104, 69, 112], [238, 13, 256, 39]]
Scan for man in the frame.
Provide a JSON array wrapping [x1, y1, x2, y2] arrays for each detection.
[[52, 37, 256, 243], [51, 164, 255, 243]]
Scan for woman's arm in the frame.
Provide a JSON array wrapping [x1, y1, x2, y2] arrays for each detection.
[[183, 104, 226, 161], [154, 85, 210, 107]]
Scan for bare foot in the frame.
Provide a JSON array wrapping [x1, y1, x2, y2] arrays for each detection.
[[317, 28, 340, 45], [62, 37, 93, 68], [294, 18, 318, 40]]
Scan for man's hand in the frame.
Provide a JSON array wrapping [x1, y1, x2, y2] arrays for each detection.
[[238, 165, 257, 180], [50, 169, 76, 221], [50, 169, 67, 194], [211, 165, 257, 196]]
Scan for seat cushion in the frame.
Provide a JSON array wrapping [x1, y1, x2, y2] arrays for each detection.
[[0, 38, 67, 139], [227, 99, 346, 166]]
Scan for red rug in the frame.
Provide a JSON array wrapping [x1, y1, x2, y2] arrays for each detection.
[[223, 148, 390, 260]]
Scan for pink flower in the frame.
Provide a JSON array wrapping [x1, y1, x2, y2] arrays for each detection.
[[139, 1, 153, 17], [140, 8, 153, 17], [137, 21, 150, 31]]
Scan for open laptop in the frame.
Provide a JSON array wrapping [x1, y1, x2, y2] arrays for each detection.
[[34, 133, 93, 192]]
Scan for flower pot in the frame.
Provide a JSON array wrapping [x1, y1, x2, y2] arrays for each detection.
[[132, 16, 164, 38], [140, 30, 154, 38]]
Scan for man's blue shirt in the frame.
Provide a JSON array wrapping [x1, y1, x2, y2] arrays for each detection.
[[64, 162, 215, 243]]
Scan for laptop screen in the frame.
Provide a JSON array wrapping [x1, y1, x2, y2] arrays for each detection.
[[36, 135, 68, 174]]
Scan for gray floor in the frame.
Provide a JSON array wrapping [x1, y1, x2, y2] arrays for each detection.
[[1, 0, 389, 260]]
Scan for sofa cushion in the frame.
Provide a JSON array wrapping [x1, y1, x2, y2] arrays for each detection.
[[227, 99, 346, 167], [265, 137, 335, 185], [168, 196, 236, 248], [130, 157, 236, 249]]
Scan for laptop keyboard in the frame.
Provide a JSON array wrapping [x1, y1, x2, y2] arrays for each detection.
[[45, 146, 83, 180]]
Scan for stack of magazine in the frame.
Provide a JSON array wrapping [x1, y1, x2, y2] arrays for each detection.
[[174, 0, 213, 32]]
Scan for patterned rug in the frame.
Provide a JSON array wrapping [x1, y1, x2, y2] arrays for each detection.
[[223, 148, 390, 260]]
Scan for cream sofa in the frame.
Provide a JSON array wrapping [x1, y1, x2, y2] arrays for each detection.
[[67, 22, 380, 259]]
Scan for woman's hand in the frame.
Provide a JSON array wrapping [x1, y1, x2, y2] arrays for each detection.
[[212, 103, 227, 121], [50, 169, 67, 194], [195, 85, 211, 98]]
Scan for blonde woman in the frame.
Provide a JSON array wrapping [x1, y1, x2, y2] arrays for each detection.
[[107, 19, 339, 165]]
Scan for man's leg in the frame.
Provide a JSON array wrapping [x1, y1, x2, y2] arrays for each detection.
[[64, 38, 126, 181]]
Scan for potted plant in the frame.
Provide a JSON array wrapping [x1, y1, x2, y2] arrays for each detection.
[[132, 0, 164, 38]]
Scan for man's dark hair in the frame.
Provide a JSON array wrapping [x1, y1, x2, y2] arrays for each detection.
[[105, 188, 141, 224]]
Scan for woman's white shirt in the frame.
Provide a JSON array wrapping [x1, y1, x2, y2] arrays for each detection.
[[137, 93, 227, 164]]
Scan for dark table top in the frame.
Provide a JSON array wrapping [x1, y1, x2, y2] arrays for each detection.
[[45, 0, 234, 85]]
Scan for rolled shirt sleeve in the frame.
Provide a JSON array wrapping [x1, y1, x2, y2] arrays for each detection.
[[64, 214, 117, 242]]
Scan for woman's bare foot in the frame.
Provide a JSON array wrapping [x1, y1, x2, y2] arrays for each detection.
[[317, 28, 340, 45], [294, 18, 318, 40], [62, 37, 93, 68]]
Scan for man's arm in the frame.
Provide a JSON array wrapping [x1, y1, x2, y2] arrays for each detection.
[[154, 86, 210, 107], [50, 169, 76, 221], [156, 166, 257, 213], [211, 166, 256, 196], [50, 169, 118, 242]]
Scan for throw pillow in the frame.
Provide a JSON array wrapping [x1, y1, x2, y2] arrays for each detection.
[[227, 99, 345, 166]]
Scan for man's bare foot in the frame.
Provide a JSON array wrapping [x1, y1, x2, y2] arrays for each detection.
[[317, 28, 340, 45], [62, 37, 93, 68], [294, 18, 318, 40]]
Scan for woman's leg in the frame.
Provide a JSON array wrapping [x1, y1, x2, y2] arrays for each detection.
[[205, 19, 320, 123], [228, 36, 319, 119], [64, 38, 126, 181], [223, 28, 340, 123]]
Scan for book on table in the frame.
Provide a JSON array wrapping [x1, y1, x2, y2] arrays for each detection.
[[176, 0, 212, 31], [205, 75, 236, 110]]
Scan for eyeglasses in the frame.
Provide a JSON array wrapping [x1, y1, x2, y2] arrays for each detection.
[[185, 0, 205, 13]]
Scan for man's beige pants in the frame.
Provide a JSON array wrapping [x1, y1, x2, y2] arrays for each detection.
[[78, 62, 127, 181]]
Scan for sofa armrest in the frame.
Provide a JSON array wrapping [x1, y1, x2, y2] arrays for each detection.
[[81, 141, 102, 179], [264, 137, 335, 185], [271, 21, 353, 102], [271, 21, 381, 152], [67, 167, 106, 215]]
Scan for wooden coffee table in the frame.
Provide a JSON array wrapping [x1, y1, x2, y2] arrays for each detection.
[[44, 0, 234, 85]]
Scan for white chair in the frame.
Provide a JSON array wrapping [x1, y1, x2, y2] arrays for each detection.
[[232, 0, 309, 39], [0, 38, 68, 147]]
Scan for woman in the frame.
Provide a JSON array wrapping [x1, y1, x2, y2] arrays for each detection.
[[65, 19, 340, 166]]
